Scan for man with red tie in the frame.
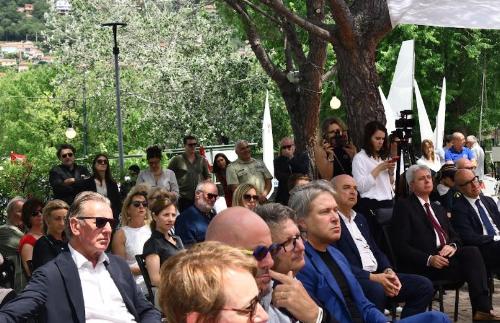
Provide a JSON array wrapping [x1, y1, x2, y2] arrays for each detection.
[[390, 164, 500, 321]]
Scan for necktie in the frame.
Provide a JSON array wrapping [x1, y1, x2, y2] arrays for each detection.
[[424, 203, 446, 246], [475, 199, 496, 236]]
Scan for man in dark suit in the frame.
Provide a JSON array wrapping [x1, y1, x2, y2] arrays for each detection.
[[332, 175, 433, 318], [451, 169, 500, 268], [391, 165, 499, 321], [0, 192, 160, 323]]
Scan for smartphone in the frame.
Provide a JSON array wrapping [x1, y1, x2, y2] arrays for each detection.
[[389, 156, 400, 163]]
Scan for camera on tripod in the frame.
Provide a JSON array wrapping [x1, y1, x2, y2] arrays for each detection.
[[392, 110, 414, 142]]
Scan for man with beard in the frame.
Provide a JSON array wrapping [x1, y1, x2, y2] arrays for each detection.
[[206, 206, 322, 323], [0, 192, 159, 322]]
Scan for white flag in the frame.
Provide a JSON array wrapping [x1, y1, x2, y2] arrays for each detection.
[[262, 90, 274, 197]]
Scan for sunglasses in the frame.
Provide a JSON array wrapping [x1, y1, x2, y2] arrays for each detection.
[[281, 145, 293, 150], [243, 194, 259, 202], [77, 216, 115, 229], [131, 201, 148, 208], [31, 209, 42, 217], [61, 153, 74, 158], [187, 143, 198, 147], [222, 295, 260, 319], [242, 243, 280, 261], [96, 159, 108, 165], [204, 192, 218, 200]]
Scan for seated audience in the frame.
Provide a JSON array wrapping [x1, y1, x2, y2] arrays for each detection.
[[455, 157, 475, 170], [232, 183, 259, 211], [138, 145, 179, 195], [147, 186, 170, 210], [0, 197, 25, 258], [289, 181, 448, 323], [434, 164, 457, 213], [417, 139, 441, 173], [332, 175, 433, 317], [143, 195, 184, 287], [73, 153, 122, 224], [390, 165, 500, 321], [0, 192, 160, 322], [451, 169, 500, 269], [444, 132, 476, 163], [175, 181, 217, 247], [206, 206, 322, 323], [32, 200, 69, 271], [212, 152, 233, 206], [19, 198, 44, 277], [158, 241, 268, 323], [112, 188, 152, 292]]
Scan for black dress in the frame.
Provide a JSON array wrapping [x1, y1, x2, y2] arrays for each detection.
[[32, 234, 67, 270], [142, 230, 184, 265]]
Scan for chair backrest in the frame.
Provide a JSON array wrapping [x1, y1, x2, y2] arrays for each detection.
[[0, 258, 15, 288], [135, 254, 155, 303], [381, 223, 398, 271]]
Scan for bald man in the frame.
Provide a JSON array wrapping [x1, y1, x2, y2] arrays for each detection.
[[455, 158, 475, 171], [444, 132, 476, 163], [451, 169, 500, 269], [206, 207, 328, 323]]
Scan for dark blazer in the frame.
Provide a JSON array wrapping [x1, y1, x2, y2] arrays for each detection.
[[273, 155, 292, 204], [335, 212, 391, 280], [451, 194, 500, 246], [49, 164, 90, 205], [73, 177, 122, 223], [390, 194, 461, 274], [0, 251, 160, 323], [296, 242, 387, 322]]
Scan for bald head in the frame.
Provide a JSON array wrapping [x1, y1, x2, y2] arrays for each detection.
[[455, 169, 481, 198], [206, 206, 271, 249], [331, 175, 358, 212], [331, 174, 352, 189], [451, 132, 465, 150], [455, 158, 473, 170]]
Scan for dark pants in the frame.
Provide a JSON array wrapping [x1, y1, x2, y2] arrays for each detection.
[[359, 273, 434, 318], [355, 198, 394, 251], [423, 245, 491, 313], [479, 241, 500, 269]]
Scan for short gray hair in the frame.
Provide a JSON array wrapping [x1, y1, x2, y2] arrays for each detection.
[[234, 140, 248, 151], [65, 191, 110, 238], [466, 135, 478, 144], [405, 164, 431, 184], [6, 196, 25, 218], [288, 180, 336, 221], [254, 203, 297, 233], [195, 180, 216, 193]]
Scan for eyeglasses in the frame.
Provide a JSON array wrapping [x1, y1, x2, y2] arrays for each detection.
[[31, 209, 42, 217], [243, 194, 259, 202], [275, 232, 307, 254], [459, 176, 480, 187], [241, 243, 280, 261], [61, 153, 74, 158], [222, 295, 260, 319], [77, 217, 115, 229], [186, 143, 198, 147], [131, 201, 148, 208], [96, 159, 108, 165], [281, 145, 293, 150]]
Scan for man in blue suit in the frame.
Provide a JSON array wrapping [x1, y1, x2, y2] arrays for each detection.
[[289, 181, 450, 323], [0, 192, 160, 323], [332, 175, 433, 317]]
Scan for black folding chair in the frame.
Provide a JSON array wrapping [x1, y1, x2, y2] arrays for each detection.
[[135, 254, 155, 303], [0, 257, 15, 288]]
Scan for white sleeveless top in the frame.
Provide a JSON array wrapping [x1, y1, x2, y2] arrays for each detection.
[[122, 225, 152, 293]]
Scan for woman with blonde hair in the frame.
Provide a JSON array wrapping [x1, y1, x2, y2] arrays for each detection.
[[111, 186, 152, 293], [417, 139, 442, 172], [232, 183, 259, 211]]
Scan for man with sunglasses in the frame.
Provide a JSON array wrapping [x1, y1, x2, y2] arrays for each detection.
[[274, 138, 295, 205], [206, 206, 323, 323], [0, 191, 160, 322], [332, 175, 434, 318], [451, 169, 500, 270], [175, 181, 218, 247], [49, 143, 90, 205], [168, 135, 211, 212], [227, 140, 273, 203]]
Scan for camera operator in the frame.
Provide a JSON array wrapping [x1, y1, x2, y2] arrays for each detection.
[[314, 117, 357, 180]]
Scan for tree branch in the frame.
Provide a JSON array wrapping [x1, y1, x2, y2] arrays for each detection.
[[239, 0, 281, 25], [282, 21, 306, 67], [325, 0, 357, 49], [322, 65, 337, 82]]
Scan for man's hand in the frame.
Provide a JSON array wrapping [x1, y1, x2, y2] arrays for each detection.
[[270, 270, 319, 323], [342, 143, 357, 159], [438, 244, 456, 258], [370, 272, 401, 297], [429, 255, 449, 269], [63, 178, 75, 185]]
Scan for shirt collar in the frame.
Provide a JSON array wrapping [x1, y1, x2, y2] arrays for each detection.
[[68, 243, 109, 269], [416, 195, 431, 206], [338, 209, 356, 223], [464, 195, 480, 206]]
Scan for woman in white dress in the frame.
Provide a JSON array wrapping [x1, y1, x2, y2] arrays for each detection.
[[417, 139, 442, 173], [111, 186, 152, 294]]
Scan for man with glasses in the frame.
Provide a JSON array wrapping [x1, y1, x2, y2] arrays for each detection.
[[227, 140, 273, 203], [274, 137, 295, 205], [332, 175, 433, 317], [451, 169, 500, 269], [391, 165, 499, 321], [168, 135, 210, 212], [206, 206, 322, 323], [49, 143, 90, 205], [175, 181, 218, 247], [0, 191, 160, 322]]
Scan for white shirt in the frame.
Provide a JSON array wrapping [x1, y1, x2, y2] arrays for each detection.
[[95, 179, 108, 197], [464, 196, 500, 240], [352, 149, 393, 201], [471, 143, 485, 180], [339, 210, 378, 272], [137, 168, 179, 194], [416, 196, 444, 248], [416, 155, 442, 173], [68, 244, 136, 323]]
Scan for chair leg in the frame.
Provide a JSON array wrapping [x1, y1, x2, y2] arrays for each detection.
[[439, 286, 444, 313], [454, 288, 459, 322]]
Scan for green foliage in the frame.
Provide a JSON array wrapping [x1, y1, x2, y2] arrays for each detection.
[[0, 0, 49, 41]]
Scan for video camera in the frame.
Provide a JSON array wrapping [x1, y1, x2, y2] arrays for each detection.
[[327, 130, 349, 148], [391, 110, 414, 141]]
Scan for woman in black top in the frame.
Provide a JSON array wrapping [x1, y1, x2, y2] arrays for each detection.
[[143, 194, 184, 287], [32, 200, 69, 270]]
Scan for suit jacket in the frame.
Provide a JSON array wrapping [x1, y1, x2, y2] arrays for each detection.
[[296, 242, 386, 322], [49, 164, 90, 205], [451, 194, 500, 246], [390, 194, 461, 274], [335, 212, 391, 280], [0, 251, 160, 323], [73, 177, 122, 223]]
